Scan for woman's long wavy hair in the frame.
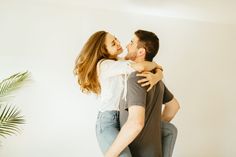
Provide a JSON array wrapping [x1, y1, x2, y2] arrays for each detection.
[[74, 31, 112, 94]]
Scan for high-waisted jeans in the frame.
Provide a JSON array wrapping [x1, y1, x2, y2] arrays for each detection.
[[96, 110, 132, 157], [95, 110, 177, 157]]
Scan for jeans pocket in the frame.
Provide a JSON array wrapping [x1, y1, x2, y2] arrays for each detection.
[[100, 118, 119, 132]]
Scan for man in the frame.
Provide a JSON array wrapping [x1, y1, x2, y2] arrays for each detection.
[[105, 30, 180, 157]]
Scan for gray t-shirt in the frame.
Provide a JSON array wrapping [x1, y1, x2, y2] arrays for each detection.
[[119, 72, 173, 157]]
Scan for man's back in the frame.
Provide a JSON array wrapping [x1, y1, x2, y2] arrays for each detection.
[[120, 72, 173, 157]]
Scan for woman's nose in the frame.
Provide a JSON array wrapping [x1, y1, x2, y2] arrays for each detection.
[[116, 40, 120, 45]]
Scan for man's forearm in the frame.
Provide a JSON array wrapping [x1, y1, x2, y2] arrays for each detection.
[[105, 120, 143, 157]]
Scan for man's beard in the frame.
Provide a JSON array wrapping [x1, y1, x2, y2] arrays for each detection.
[[125, 52, 137, 61]]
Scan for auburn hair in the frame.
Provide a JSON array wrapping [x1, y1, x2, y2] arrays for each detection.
[[74, 31, 111, 94]]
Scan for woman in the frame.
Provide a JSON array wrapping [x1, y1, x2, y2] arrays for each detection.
[[74, 31, 163, 156]]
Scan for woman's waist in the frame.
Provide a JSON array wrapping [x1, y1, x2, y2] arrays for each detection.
[[96, 110, 120, 121]]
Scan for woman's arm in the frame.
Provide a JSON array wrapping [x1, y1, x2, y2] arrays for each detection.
[[98, 59, 162, 79], [98, 59, 135, 78], [130, 61, 160, 72]]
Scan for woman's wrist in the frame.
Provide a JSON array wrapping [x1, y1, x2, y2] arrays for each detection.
[[155, 65, 163, 72], [155, 68, 163, 81]]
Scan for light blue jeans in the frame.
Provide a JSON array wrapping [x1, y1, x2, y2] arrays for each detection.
[[96, 111, 132, 157], [161, 121, 178, 157], [95, 110, 177, 157]]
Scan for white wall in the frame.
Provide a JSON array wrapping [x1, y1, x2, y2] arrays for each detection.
[[0, 1, 236, 157]]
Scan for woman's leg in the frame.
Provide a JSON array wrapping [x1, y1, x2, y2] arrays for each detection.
[[96, 111, 132, 157], [161, 121, 178, 157]]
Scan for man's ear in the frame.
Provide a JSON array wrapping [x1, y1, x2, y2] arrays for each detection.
[[137, 48, 146, 57]]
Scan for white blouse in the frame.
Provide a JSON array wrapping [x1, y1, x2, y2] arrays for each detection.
[[97, 59, 135, 112]]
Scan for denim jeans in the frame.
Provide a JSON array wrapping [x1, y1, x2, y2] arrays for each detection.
[[161, 121, 178, 157], [96, 110, 177, 157], [96, 111, 132, 157]]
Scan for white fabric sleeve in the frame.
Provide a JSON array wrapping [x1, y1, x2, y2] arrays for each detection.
[[99, 59, 135, 78]]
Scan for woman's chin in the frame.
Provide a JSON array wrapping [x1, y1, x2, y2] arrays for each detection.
[[118, 48, 123, 53]]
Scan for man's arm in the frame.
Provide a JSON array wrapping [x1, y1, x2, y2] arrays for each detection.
[[162, 98, 180, 122], [105, 105, 145, 157]]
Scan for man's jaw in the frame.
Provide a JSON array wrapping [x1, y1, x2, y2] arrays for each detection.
[[125, 52, 137, 61]]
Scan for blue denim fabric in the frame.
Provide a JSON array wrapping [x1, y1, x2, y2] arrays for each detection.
[[96, 111, 132, 157], [96, 111, 177, 157], [161, 121, 178, 157]]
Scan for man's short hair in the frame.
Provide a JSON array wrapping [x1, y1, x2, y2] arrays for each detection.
[[135, 30, 159, 61]]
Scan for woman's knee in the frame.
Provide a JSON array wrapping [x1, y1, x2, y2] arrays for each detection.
[[162, 121, 178, 136]]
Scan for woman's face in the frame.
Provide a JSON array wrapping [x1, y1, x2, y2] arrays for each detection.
[[105, 33, 123, 57]]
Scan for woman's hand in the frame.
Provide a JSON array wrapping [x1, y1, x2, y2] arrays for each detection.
[[136, 69, 163, 92]]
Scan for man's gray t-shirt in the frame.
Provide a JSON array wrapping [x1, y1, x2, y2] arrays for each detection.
[[119, 72, 173, 157]]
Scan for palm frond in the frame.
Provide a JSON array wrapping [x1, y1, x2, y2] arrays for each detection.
[[0, 71, 30, 102], [0, 104, 25, 138]]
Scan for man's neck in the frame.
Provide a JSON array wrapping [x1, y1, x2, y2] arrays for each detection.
[[134, 57, 145, 63]]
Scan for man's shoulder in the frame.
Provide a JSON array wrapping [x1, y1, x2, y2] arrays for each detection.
[[127, 72, 148, 91], [127, 72, 142, 87], [128, 71, 140, 81]]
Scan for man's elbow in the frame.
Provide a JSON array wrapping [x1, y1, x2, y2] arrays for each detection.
[[129, 120, 144, 133], [171, 98, 181, 113], [172, 103, 180, 117], [162, 105, 180, 122], [136, 121, 145, 131], [134, 123, 144, 134], [162, 114, 174, 122]]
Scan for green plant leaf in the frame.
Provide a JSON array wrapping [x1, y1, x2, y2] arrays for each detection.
[[0, 71, 31, 102], [0, 104, 25, 138], [0, 71, 29, 142]]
